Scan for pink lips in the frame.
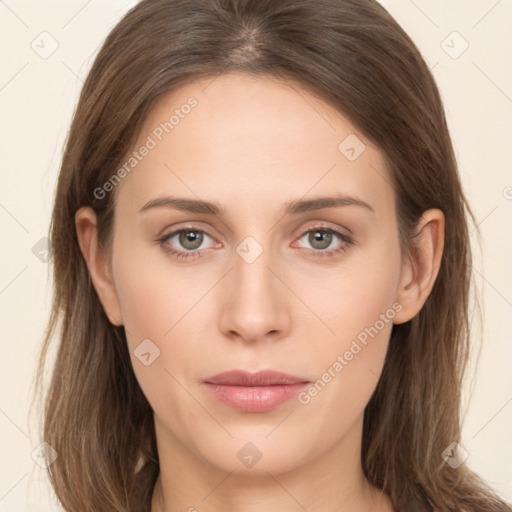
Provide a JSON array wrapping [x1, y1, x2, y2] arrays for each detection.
[[202, 370, 310, 412]]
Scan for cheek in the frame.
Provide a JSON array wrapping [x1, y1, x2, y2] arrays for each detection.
[[310, 232, 402, 344], [296, 235, 401, 415], [111, 235, 215, 394], [112, 230, 206, 340], [115, 266, 173, 341]]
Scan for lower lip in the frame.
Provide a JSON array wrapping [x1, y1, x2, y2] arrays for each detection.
[[202, 382, 309, 412]]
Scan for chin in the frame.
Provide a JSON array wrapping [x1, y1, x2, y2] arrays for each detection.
[[191, 433, 312, 476]]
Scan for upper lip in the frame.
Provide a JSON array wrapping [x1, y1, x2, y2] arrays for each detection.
[[204, 369, 310, 386]]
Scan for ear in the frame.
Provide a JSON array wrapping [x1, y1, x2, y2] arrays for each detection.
[[75, 206, 123, 326], [393, 208, 445, 324]]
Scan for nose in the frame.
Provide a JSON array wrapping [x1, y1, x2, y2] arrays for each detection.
[[218, 239, 292, 344]]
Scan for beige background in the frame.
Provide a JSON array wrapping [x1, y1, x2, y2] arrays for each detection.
[[1, 0, 511, 510]]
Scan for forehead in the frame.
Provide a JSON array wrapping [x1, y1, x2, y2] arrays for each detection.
[[115, 71, 394, 220]]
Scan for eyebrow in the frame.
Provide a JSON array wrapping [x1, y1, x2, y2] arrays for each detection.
[[139, 194, 375, 216]]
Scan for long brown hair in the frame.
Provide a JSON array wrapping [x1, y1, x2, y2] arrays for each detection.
[[33, 0, 512, 510]]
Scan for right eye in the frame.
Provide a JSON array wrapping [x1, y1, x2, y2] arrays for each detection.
[[157, 228, 220, 260]]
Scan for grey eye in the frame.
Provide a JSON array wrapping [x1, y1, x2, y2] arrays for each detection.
[[307, 230, 333, 250], [177, 230, 204, 250]]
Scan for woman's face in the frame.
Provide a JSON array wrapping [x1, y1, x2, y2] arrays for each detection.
[[107, 72, 408, 475]]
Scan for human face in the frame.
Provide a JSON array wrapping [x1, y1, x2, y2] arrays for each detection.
[[110, 71, 403, 475]]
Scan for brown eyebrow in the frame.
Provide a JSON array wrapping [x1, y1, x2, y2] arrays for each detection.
[[139, 194, 375, 216], [139, 197, 226, 216], [283, 195, 374, 215]]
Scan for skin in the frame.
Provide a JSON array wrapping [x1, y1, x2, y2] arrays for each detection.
[[76, 72, 444, 512]]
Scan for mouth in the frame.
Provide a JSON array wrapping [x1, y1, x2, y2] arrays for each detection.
[[202, 369, 310, 413]]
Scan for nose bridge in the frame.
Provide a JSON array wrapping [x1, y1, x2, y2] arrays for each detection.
[[218, 234, 290, 341], [233, 234, 278, 311]]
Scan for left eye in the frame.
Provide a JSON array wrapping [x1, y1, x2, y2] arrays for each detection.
[[295, 228, 352, 253]]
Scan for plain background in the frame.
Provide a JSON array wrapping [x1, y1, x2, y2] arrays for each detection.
[[1, 0, 511, 510]]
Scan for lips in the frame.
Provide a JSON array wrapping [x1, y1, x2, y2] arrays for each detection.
[[202, 370, 310, 412]]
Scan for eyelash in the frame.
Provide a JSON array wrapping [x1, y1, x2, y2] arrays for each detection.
[[156, 226, 354, 261]]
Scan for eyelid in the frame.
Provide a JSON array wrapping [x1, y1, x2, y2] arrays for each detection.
[[156, 220, 216, 238], [293, 220, 352, 238]]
